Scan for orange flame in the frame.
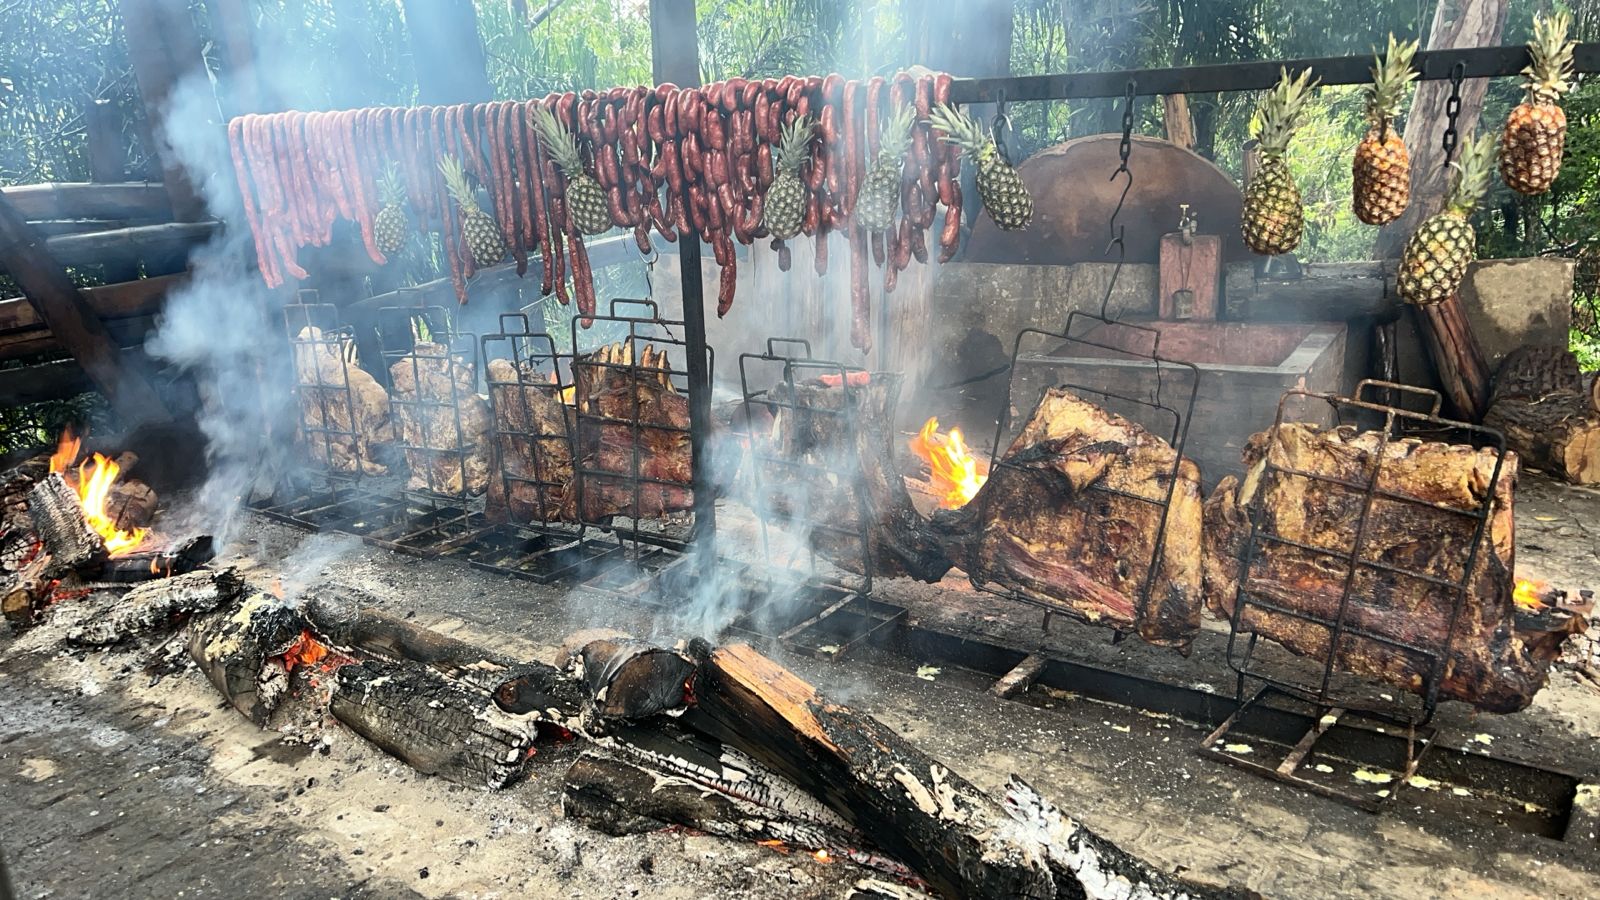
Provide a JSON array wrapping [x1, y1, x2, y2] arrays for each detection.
[[281, 630, 330, 672], [909, 417, 989, 509], [756, 839, 790, 854], [812, 849, 832, 863], [49, 427, 81, 474], [1513, 579, 1548, 611], [75, 453, 148, 556]]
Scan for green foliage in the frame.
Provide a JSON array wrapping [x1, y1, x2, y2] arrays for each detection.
[[1572, 327, 1600, 372]]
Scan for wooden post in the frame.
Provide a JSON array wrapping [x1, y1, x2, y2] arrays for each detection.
[[1162, 93, 1196, 150], [203, 0, 273, 115], [0, 192, 172, 423], [120, 0, 210, 222], [399, 0, 494, 106], [85, 100, 127, 183], [650, 0, 716, 549]]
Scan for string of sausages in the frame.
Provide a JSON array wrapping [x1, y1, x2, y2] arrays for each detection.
[[225, 72, 960, 351]]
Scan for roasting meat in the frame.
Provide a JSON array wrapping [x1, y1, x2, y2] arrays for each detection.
[[292, 327, 392, 475], [566, 343, 692, 522], [388, 342, 491, 496], [484, 358, 575, 522], [931, 388, 1205, 651], [1202, 423, 1569, 713]]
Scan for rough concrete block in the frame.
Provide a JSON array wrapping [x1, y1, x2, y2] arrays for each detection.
[[1458, 257, 1575, 368], [1224, 262, 1256, 319]]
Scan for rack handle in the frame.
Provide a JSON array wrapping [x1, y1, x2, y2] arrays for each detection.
[[765, 337, 814, 359], [1355, 379, 1442, 417], [608, 297, 658, 317], [498, 312, 532, 333]]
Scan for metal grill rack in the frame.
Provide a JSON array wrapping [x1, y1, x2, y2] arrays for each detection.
[[979, 311, 1199, 637], [1200, 380, 1509, 811], [566, 299, 703, 556], [282, 293, 370, 491]]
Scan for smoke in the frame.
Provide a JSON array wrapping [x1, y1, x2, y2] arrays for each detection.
[[273, 533, 366, 604]]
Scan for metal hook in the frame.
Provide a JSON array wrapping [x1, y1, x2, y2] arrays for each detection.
[[1100, 80, 1137, 320], [991, 88, 1013, 164]]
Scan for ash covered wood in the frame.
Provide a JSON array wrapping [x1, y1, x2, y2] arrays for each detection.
[[68, 567, 241, 646], [930, 388, 1205, 651], [187, 591, 310, 725], [564, 635, 695, 721], [388, 341, 492, 496], [330, 657, 544, 789], [98, 535, 215, 582], [28, 471, 106, 575], [484, 357, 574, 522], [1203, 422, 1570, 712]]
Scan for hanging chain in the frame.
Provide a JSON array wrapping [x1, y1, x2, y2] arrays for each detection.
[[991, 89, 1013, 165], [1441, 61, 1466, 166], [1100, 80, 1137, 320]]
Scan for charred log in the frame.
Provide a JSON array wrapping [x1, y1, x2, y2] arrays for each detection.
[[1, 550, 48, 629], [28, 472, 105, 575], [187, 591, 310, 725], [67, 567, 241, 646], [565, 636, 695, 720], [930, 388, 1205, 651], [681, 642, 1056, 899], [329, 657, 546, 789], [1201, 423, 1568, 713], [98, 535, 215, 582], [388, 341, 492, 496]]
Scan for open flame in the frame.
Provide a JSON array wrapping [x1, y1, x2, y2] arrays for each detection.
[[909, 417, 989, 509], [50, 430, 148, 556], [281, 629, 331, 672], [1513, 579, 1548, 611]]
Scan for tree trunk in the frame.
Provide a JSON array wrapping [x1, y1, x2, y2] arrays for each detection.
[[1162, 94, 1195, 150], [118, 0, 210, 222], [1375, 0, 1509, 258], [908, 0, 1014, 77], [399, 0, 494, 106], [1413, 295, 1493, 421]]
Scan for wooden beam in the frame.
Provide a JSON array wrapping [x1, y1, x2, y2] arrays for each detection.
[[0, 193, 172, 422], [0, 360, 95, 405], [41, 221, 217, 273], [1, 183, 171, 221], [0, 274, 183, 333], [0, 317, 160, 362], [120, 0, 210, 222]]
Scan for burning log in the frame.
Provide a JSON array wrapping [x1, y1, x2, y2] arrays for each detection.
[[929, 389, 1206, 651], [292, 327, 392, 476], [28, 471, 106, 575], [98, 535, 216, 582], [757, 374, 951, 581], [682, 642, 1055, 898], [187, 591, 311, 725], [485, 357, 574, 523], [1202, 423, 1574, 713], [388, 341, 492, 496], [67, 567, 242, 646], [1, 550, 47, 629], [567, 342, 693, 522], [329, 657, 549, 789], [1483, 346, 1600, 485]]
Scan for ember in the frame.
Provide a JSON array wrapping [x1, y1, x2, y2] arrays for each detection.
[[281, 629, 331, 672], [909, 416, 988, 509]]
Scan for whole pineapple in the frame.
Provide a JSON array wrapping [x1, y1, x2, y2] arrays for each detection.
[[439, 154, 505, 268], [532, 105, 610, 235], [857, 104, 915, 231], [1352, 35, 1419, 225], [763, 116, 815, 240], [930, 103, 1032, 231], [1398, 133, 1497, 305], [1500, 10, 1576, 195], [1242, 67, 1319, 255], [374, 164, 409, 256]]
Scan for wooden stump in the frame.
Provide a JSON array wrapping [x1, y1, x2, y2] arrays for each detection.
[[1483, 346, 1600, 484], [1413, 295, 1492, 422]]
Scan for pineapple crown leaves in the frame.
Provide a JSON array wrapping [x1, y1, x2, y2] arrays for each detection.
[[1444, 133, 1499, 217], [1251, 67, 1320, 158], [438, 154, 482, 213], [1365, 34, 1420, 128], [1523, 10, 1576, 103], [876, 103, 917, 164], [531, 105, 585, 176], [775, 115, 816, 173], [378, 163, 405, 205], [929, 102, 995, 160]]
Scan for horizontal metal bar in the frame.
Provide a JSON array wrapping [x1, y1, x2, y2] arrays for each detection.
[[950, 43, 1600, 103]]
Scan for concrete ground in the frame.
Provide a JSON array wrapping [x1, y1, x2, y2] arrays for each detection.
[[2, 475, 1599, 900]]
